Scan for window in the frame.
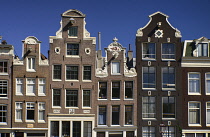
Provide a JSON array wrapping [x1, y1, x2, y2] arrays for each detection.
[[0, 133, 10, 137], [197, 43, 208, 57], [185, 133, 206, 137], [66, 90, 78, 107], [53, 65, 61, 80], [53, 89, 61, 107], [38, 78, 46, 95], [162, 43, 175, 60], [51, 121, 59, 137], [206, 73, 210, 94], [83, 90, 91, 107], [26, 78, 35, 95], [162, 97, 175, 118], [67, 44, 79, 55], [0, 105, 7, 123], [125, 105, 133, 125], [162, 67, 175, 90], [207, 102, 210, 125], [84, 121, 92, 137], [142, 127, 155, 137], [188, 73, 200, 94], [16, 78, 23, 95], [83, 66, 91, 80], [143, 67, 156, 89], [160, 126, 175, 137], [68, 26, 78, 37], [0, 61, 8, 74], [62, 121, 70, 137], [15, 102, 23, 121], [27, 58, 35, 71], [142, 43, 156, 60], [99, 82, 107, 99], [26, 102, 35, 121], [98, 106, 106, 125], [97, 132, 105, 137], [142, 96, 156, 118], [73, 121, 81, 137], [112, 62, 120, 74], [112, 105, 120, 125], [125, 81, 133, 99], [38, 102, 45, 121], [0, 80, 7, 97], [112, 81, 120, 99], [66, 66, 78, 80], [126, 131, 134, 137], [189, 102, 201, 125]]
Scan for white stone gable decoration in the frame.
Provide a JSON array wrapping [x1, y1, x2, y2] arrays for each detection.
[[24, 36, 40, 44], [107, 37, 123, 52], [155, 29, 163, 38]]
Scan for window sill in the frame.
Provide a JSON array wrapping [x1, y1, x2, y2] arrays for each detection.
[[52, 106, 61, 108], [52, 79, 62, 81], [26, 120, 35, 123], [188, 93, 201, 95], [82, 107, 91, 109], [82, 80, 92, 82], [68, 36, 78, 38], [27, 70, 36, 72], [111, 99, 120, 100], [65, 107, 79, 109], [111, 125, 120, 126], [38, 94, 46, 96], [26, 94, 35, 96], [142, 58, 156, 61], [124, 98, 134, 100], [162, 118, 176, 120], [162, 88, 176, 91], [0, 97, 8, 99], [65, 55, 79, 58], [0, 122, 7, 125], [65, 79, 79, 82], [38, 120, 46, 123], [111, 73, 121, 75], [15, 120, 23, 123], [161, 59, 176, 61], [0, 73, 8, 76], [188, 124, 201, 127], [97, 125, 108, 127], [98, 98, 107, 100], [142, 118, 156, 120], [124, 124, 134, 126], [16, 93, 23, 96], [143, 88, 156, 91]]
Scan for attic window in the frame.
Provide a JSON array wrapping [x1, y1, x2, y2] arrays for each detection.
[[196, 43, 208, 57], [68, 26, 78, 37]]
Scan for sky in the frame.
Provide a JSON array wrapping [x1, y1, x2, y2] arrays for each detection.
[[0, 0, 210, 57]]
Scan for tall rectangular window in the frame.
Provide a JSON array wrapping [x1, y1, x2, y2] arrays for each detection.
[[73, 121, 81, 137], [160, 126, 175, 137], [62, 121, 70, 137], [125, 105, 133, 125], [0, 61, 8, 74], [142, 43, 156, 60], [142, 96, 156, 118], [38, 78, 46, 95], [162, 97, 175, 118], [99, 82, 107, 99], [16, 78, 23, 95], [26, 78, 35, 95], [143, 67, 156, 89], [51, 121, 59, 137], [53, 65, 61, 80], [189, 102, 200, 125], [142, 127, 155, 137], [83, 66, 91, 80], [0, 105, 7, 123], [66, 66, 78, 80], [197, 43, 208, 57], [53, 89, 61, 107], [162, 67, 175, 89], [98, 106, 106, 125], [188, 73, 200, 94], [83, 90, 91, 107], [0, 80, 7, 97], [66, 90, 78, 107], [38, 102, 45, 121], [112, 105, 120, 125], [206, 73, 210, 94], [26, 102, 35, 120], [207, 102, 210, 125], [112, 81, 120, 99], [68, 26, 78, 37], [15, 102, 23, 121], [125, 81, 133, 99], [84, 121, 92, 137], [67, 44, 79, 55], [27, 58, 35, 71], [162, 43, 175, 60], [112, 62, 120, 74]]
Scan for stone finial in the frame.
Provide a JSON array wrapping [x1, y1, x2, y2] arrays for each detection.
[[113, 37, 118, 42]]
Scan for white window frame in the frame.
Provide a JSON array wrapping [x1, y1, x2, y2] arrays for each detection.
[[162, 67, 176, 90], [124, 81, 133, 100], [142, 126, 155, 137], [161, 43, 176, 61], [195, 43, 209, 57], [188, 101, 201, 126], [111, 105, 120, 126], [188, 72, 201, 95], [65, 89, 78, 108], [66, 43, 80, 57], [0, 80, 8, 98], [0, 60, 8, 75], [38, 78, 46, 96], [111, 81, 120, 100], [206, 102, 210, 126], [111, 62, 120, 75], [26, 78, 36, 96], [162, 97, 176, 119], [124, 105, 133, 126], [98, 105, 107, 126], [52, 89, 61, 108], [206, 73, 210, 95], [142, 43, 156, 60], [98, 82, 107, 100], [82, 90, 91, 108], [27, 57, 35, 72], [38, 102, 45, 123], [83, 66, 92, 81], [65, 65, 79, 81], [142, 67, 156, 90], [26, 102, 35, 122], [0, 104, 7, 125], [142, 96, 156, 119], [16, 78, 23, 95], [15, 102, 23, 122]]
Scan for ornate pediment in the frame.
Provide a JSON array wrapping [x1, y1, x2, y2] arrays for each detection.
[[107, 37, 123, 52]]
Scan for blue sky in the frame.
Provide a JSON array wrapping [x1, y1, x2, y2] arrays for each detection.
[[0, 0, 210, 57]]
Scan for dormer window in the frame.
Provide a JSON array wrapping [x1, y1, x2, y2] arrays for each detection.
[[68, 26, 78, 37], [197, 43, 208, 57]]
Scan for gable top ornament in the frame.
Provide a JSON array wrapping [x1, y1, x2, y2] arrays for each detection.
[[194, 37, 210, 45], [62, 9, 86, 18], [107, 37, 123, 52]]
